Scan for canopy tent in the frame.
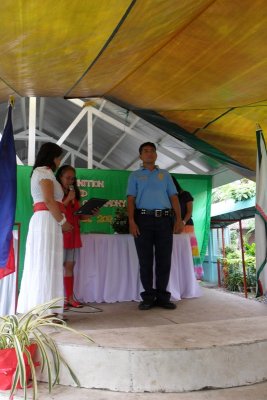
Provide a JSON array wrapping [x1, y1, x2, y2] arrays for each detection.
[[0, 0, 267, 177], [210, 198, 256, 228]]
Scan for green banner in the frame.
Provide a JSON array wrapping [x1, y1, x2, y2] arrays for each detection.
[[76, 168, 130, 234], [15, 166, 211, 286], [174, 174, 212, 262]]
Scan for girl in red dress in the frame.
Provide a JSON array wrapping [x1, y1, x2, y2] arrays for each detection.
[[56, 165, 86, 308]]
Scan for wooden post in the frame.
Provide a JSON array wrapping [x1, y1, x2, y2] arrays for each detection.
[[239, 220, 248, 298], [217, 259, 221, 287]]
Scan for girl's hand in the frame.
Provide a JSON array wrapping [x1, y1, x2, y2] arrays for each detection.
[[66, 190, 76, 203], [91, 207, 100, 216]]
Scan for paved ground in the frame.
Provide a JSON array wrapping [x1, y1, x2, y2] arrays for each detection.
[[62, 285, 267, 332], [2, 286, 267, 399], [2, 379, 267, 399]]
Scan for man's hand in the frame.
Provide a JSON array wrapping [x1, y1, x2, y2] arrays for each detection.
[[129, 220, 140, 238], [173, 219, 184, 234]]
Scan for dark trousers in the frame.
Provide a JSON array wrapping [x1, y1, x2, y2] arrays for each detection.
[[134, 214, 173, 303]]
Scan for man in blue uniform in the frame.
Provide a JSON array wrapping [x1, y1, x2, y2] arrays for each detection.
[[127, 142, 183, 310]]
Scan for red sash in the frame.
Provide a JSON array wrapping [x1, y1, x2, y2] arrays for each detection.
[[33, 201, 65, 213]]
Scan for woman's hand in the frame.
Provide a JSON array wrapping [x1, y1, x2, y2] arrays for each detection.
[[62, 221, 73, 232], [173, 219, 184, 234], [40, 179, 72, 224]]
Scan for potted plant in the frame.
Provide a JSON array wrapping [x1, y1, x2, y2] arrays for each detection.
[[111, 207, 129, 234], [0, 297, 92, 399]]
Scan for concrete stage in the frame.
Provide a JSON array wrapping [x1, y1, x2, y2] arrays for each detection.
[[1, 286, 267, 399]]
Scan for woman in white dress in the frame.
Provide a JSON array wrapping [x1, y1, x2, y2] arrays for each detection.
[[17, 143, 73, 315]]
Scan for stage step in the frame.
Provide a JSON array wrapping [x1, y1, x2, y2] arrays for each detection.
[[33, 315, 267, 393], [1, 380, 267, 400]]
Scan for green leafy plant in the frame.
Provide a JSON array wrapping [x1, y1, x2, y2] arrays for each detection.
[[111, 207, 129, 233], [0, 298, 92, 400], [221, 242, 256, 292], [212, 178, 256, 203], [246, 265, 257, 288], [223, 263, 244, 291]]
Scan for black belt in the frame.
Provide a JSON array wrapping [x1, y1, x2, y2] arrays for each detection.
[[136, 209, 174, 217]]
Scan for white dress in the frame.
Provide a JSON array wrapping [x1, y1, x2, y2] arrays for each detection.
[[17, 167, 65, 314]]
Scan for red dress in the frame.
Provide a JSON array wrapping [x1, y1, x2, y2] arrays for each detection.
[[63, 198, 82, 249]]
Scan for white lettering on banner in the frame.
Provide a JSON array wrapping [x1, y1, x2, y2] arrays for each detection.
[[105, 200, 126, 208], [80, 190, 88, 198], [81, 199, 126, 208], [77, 180, 104, 188]]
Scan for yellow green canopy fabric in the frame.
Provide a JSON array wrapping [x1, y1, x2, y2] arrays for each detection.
[[1, 0, 267, 171]]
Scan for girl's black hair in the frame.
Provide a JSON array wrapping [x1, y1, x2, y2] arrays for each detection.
[[32, 142, 63, 175], [171, 175, 183, 194], [55, 164, 81, 201]]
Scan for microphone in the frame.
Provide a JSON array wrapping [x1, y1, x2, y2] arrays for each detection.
[[69, 185, 75, 205]]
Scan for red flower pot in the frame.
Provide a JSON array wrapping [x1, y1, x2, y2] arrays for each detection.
[[0, 343, 37, 390]]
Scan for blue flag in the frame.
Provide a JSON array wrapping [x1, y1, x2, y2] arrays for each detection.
[[0, 104, 17, 279]]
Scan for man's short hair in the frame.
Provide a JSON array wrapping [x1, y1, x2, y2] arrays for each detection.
[[139, 142, 157, 154]]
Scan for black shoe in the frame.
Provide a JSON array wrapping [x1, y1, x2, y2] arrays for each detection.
[[154, 300, 177, 310], [138, 301, 154, 310]]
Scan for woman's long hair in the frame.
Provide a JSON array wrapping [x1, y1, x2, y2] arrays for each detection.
[[55, 165, 81, 200], [32, 142, 63, 175], [171, 175, 183, 195]]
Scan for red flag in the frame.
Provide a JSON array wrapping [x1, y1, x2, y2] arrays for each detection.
[[0, 102, 16, 279], [0, 239, 15, 279]]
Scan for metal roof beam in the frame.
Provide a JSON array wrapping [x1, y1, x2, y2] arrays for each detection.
[[92, 107, 207, 173], [28, 97, 36, 165], [56, 107, 88, 146], [157, 144, 207, 174], [14, 128, 111, 169], [20, 97, 27, 131], [15, 128, 111, 169], [39, 97, 45, 132], [76, 100, 106, 158], [99, 116, 140, 165], [16, 130, 87, 163]]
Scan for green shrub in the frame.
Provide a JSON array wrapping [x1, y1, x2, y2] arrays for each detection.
[[221, 242, 256, 291]]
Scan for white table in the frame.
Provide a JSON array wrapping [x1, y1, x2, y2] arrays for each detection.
[[74, 233, 202, 303]]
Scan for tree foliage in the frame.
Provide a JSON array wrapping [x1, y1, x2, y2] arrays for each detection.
[[212, 178, 256, 203]]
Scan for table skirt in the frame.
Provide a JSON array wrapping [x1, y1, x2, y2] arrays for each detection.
[[74, 233, 202, 303]]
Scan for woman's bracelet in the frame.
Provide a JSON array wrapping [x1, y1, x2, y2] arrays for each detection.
[[58, 215, 67, 226]]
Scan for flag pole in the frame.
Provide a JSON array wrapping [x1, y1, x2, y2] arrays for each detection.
[[9, 95, 15, 108]]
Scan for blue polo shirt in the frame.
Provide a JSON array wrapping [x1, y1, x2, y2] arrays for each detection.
[[126, 167, 177, 209]]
